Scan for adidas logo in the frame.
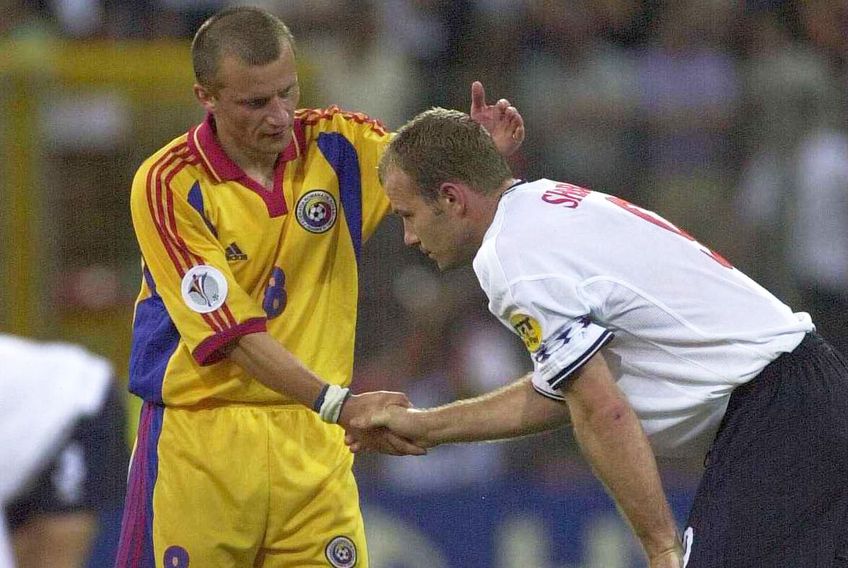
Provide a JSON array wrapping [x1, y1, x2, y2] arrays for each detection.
[[225, 242, 247, 261]]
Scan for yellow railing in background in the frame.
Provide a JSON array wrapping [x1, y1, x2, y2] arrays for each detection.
[[0, 39, 200, 438], [0, 40, 194, 363], [1, 41, 314, 441]]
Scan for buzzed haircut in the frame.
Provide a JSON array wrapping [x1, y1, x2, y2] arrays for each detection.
[[379, 108, 513, 202], [192, 6, 295, 88]]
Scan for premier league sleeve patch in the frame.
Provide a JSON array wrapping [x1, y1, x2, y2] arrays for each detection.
[[325, 535, 357, 568], [296, 190, 338, 233], [180, 265, 228, 313]]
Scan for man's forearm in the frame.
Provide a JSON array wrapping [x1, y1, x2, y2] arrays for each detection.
[[419, 375, 570, 445], [229, 332, 417, 442], [228, 331, 325, 407], [571, 396, 680, 561]]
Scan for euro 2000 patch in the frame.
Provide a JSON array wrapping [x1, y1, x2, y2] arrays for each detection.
[[180, 265, 228, 313]]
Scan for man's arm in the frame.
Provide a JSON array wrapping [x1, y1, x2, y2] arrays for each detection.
[[348, 374, 570, 448], [351, 351, 681, 567], [229, 332, 425, 455], [563, 352, 682, 568]]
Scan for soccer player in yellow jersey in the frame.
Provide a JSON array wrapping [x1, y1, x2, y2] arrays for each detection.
[[115, 6, 524, 568]]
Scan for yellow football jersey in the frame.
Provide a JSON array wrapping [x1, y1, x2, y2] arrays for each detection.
[[128, 107, 391, 406]]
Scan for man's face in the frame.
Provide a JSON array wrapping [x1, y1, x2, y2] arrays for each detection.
[[383, 166, 472, 271], [198, 42, 300, 159]]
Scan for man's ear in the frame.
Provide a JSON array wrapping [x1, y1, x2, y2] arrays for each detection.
[[438, 182, 467, 213], [194, 83, 216, 114]]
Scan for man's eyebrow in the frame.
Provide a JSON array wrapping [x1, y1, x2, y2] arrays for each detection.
[[236, 94, 269, 103]]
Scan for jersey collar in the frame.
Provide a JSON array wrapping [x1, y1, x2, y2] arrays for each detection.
[[502, 178, 526, 197], [187, 113, 306, 184]]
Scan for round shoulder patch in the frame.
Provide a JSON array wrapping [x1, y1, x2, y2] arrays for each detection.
[[509, 313, 543, 353], [325, 535, 357, 568], [181, 265, 228, 313], [296, 190, 337, 233]]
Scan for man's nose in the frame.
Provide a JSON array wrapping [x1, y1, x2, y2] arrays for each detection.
[[403, 226, 419, 247], [266, 96, 293, 124]]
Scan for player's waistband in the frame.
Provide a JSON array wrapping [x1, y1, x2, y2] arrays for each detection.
[[735, 332, 833, 396]]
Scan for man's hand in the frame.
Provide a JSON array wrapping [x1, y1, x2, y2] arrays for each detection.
[[338, 392, 427, 456], [345, 405, 431, 455], [469, 81, 525, 156]]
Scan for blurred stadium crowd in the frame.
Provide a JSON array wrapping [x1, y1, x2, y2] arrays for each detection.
[[4, 0, 848, 489]]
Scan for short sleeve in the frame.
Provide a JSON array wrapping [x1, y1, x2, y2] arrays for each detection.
[[131, 155, 267, 365], [476, 239, 612, 399], [527, 315, 613, 399]]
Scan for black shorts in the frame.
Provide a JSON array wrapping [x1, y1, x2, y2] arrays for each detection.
[[6, 382, 130, 530], [685, 333, 848, 567]]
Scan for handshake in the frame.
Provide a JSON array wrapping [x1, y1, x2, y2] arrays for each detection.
[[334, 376, 572, 456], [337, 390, 430, 456]]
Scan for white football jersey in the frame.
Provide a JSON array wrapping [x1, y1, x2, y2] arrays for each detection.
[[473, 180, 812, 457], [0, 334, 112, 504]]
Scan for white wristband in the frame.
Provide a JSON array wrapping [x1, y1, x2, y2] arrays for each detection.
[[318, 384, 350, 424]]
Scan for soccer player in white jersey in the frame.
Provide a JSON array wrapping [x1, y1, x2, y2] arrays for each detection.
[[347, 108, 848, 568], [0, 334, 129, 568]]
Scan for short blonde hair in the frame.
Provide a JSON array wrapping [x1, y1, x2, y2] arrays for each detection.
[[379, 108, 513, 202], [191, 6, 296, 89]]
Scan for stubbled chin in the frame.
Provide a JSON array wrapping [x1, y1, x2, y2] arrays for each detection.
[[261, 137, 290, 154]]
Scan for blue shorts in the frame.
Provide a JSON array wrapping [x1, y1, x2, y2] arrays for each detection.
[[684, 333, 848, 567]]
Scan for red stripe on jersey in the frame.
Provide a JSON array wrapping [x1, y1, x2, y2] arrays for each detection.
[[161, 156, 232, 332], [160, 153, 238, 330], [157, 149, 198, 271], [145, 145, 190, 277], [146, 146, 224, 333], [219, 303, 238, 328], [158, 154, 226, 332], [161, 164, 237, 329]]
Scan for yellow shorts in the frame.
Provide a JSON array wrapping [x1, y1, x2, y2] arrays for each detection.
[[116, 402, 368, 568]]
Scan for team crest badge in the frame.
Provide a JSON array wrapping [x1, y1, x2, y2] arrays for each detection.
[[325, 535, 357, 568], [163, 545, 190, 567], [510, 313, 543, 353], [296, 190, 337, 233], [180, 265, 228, 313]]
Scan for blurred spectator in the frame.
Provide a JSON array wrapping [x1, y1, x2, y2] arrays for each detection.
[[630, 1, 740, 256], [790, 123, 848, 356], [733, 4, 848, 346], [385, 0, 476, 112], [298, 0, 416, 130], [797, 0, 848, 72], [514, 0, 639, 196], [0, 0, 55, 39], [732, 7, 838, 293]]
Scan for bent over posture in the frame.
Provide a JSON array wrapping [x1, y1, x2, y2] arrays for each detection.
[[350, 108, 848, 568]]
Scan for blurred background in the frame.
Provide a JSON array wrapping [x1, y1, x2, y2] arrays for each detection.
[[2, 0, 847, 566]]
